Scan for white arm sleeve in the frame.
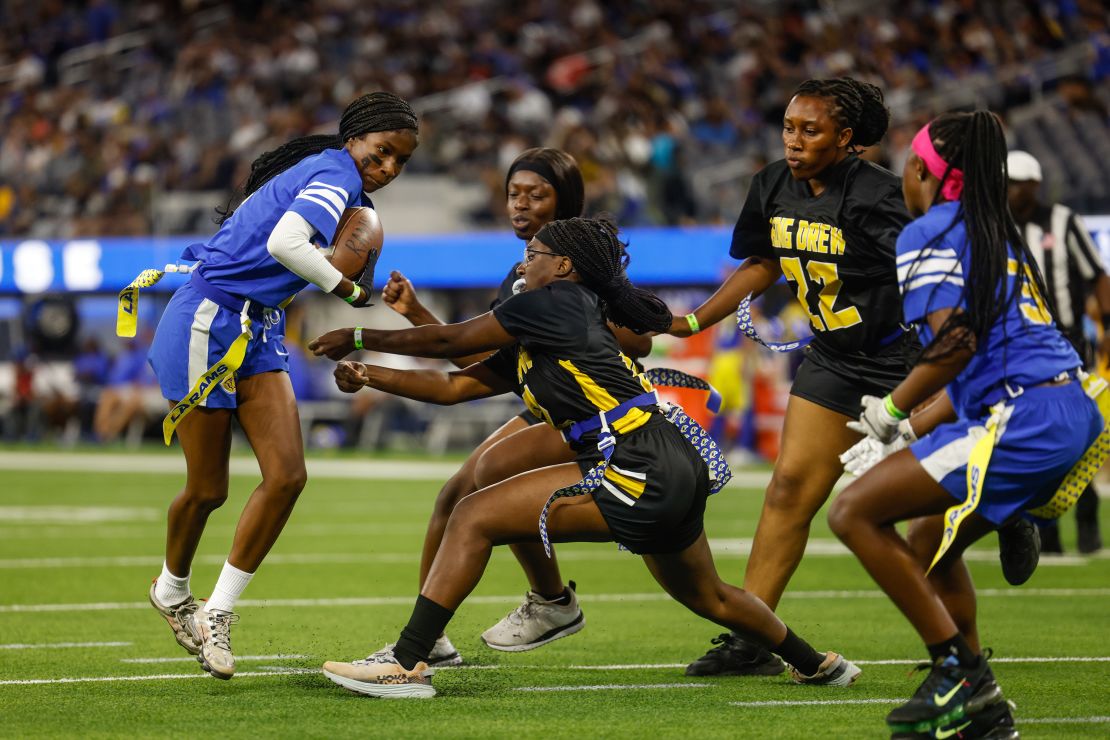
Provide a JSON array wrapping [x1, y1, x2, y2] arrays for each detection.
[[266, 211, 345, 293]]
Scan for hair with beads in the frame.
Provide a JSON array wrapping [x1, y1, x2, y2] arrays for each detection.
[[792, 77, 890, 150], [534, 217, 672, 334], [911, 110, 1055, 363], [216, 92, 418, 224]]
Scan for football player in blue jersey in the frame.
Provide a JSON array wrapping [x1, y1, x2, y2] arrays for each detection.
[[829, 110, 1101, 739], [146, 92, 419, 680]]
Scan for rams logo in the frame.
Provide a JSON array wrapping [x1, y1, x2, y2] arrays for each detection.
[[221, 375, 237, 395]]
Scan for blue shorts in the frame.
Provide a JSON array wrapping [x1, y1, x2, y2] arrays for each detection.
[[911, 381, 1101, 525], [148, 282, 289, 408]]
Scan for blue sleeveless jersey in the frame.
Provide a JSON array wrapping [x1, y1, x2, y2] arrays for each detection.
[[896, 201, 1081, 418], [183, 147, 371, 307]]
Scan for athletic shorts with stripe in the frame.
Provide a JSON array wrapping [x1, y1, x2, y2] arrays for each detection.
[[911, 381, 1101, 525], [791, 332, 919, 418], [575, 415, 710, 554], [148, 283, 290, 408]]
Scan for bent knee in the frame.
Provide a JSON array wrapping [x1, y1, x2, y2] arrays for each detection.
[[826, 495, 855, 540], [181, 484, 230, 512], [763, 469, 828, 516], [433, 471, 478, 517], [263, 464, 308, 498]]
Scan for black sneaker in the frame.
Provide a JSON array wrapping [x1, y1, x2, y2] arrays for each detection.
[[998, 519, 1039, 586], [886, 654, 995, 733], [891, 699, 1018, 739], [685, 633, 785, 677], [1037, 522, 1063, 554], [1077, 518, 1102, 554]]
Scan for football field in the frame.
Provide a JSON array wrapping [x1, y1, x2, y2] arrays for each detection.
[[2, 449, 1108, 738]]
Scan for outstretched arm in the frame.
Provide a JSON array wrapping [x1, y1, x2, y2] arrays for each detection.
[[334, 360, 513, 405], [610, 324, 652, 358], [668, 256, 783, 337], [310, 312, 515, 361]]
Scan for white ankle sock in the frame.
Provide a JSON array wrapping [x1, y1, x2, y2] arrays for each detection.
[[204, 561, 254, 614], [154, 562, 190, 606]]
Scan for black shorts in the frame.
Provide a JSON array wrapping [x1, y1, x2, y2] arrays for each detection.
[[791, 332, 918, 418], [576, 415, 709, 554], [517, 409, 543, 426]]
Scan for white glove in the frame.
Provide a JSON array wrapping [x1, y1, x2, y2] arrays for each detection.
[[846, 394, 904, 444], [840, 419, 918, 476]]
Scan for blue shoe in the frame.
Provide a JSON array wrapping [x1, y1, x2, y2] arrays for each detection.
[[886, 654, 995, 733]]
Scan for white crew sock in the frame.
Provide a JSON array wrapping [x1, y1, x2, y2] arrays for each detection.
[[154, 562, 191, 606], [204, 561, 254, 614]]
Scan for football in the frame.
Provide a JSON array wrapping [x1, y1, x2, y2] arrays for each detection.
[[326, 206, 383, 279]]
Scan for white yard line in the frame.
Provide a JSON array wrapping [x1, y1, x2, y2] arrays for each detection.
[[0, 451, 775, 488], [3, 588, 1107, 614], [514, 682, 708, 692], [0, 641, 131, 650], [120, 654, 308, 664], [1021, 717, 1110, 724], [0, 669, 308, 686], [570, 656, 1110, 670], [731, 698, 904, 707]]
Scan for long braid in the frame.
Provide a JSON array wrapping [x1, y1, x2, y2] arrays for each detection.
[[918, 111, 1055, 363], [793, 77, 890, 149], [216, 92, 417, 224], [534, 217, 672, 334]]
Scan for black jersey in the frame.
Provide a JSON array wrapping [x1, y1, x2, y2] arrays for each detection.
[[732, 156, 911, 355], [484, 281, 654, 450], [492, 263, 523, 308]]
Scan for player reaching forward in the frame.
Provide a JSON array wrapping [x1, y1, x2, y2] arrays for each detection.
[[146, 92, 418, 679]]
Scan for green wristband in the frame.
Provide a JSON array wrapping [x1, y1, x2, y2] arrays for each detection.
[[685, 313, 701, 335], [353, 327, 364, 351], [344, 284, 361, 304], [883, 394, 908, 421]]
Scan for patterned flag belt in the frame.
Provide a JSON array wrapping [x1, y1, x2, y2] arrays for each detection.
[[735, 293, 904, 352], [642, 367, 723, 413], [539, 397, 732, 557]]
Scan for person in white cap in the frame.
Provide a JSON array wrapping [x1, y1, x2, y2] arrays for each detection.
[[1008, 149, 1107, 555]]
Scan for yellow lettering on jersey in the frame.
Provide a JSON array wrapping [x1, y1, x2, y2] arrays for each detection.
[[798, 220, 815, 252], [830, 227, 845, 255], [816, 223, 830, 254], [780, 256, 825, 330], [558, 359, 651, 435], [769, 217, 795, 249], [1007, 258, 1052, 325], [515, 346, 554, 425], [807, 260, 862, 330], [516, 346, 533, 383]]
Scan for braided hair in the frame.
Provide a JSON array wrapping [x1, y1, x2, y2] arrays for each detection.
[[914, 110, 1054, 363], [533, 217, 672, 334], [793, 77, 890, 150], [216, 91, 418, 223]]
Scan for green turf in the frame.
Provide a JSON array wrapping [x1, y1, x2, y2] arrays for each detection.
[[1, 463, 1107, 738]]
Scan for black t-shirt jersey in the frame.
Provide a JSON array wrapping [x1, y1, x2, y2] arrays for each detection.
[[484, 281, 655, 450], [731, 156, 911, 355]]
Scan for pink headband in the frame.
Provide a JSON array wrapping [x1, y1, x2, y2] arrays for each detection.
[[912, 123, 964, 202]]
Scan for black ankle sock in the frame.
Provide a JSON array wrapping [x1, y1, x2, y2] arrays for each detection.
[[393, 595, 455, 671], [926, 634, 977, 668], [773, 627, 824, 676], [538, 588, 571, 605]]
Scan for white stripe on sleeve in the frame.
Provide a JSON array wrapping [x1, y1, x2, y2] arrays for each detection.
[[300, 186, 347, 216], [307, 181, 350, 200], [295, 193, 341, 223]]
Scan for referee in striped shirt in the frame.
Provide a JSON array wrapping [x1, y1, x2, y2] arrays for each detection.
[[1008, 150, 1107, 555]]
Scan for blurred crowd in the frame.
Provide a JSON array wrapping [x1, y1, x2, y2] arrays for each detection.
[[1, 0, 1109, 238]]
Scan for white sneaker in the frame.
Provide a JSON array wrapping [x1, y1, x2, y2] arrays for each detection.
[[186, 608, 238, 680], [148, 580, 200, 655], [789, 651, 861, 687], [376, 635, 463, 668], [323, 647, 435, 698], [481, 580, 585, 652]]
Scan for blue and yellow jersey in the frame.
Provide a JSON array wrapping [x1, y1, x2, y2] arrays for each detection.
[[897, 201, 1082, 418], [185, 148, 372, 307]]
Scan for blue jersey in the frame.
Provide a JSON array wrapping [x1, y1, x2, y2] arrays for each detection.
[[183, 148, 371, 307], [896, 201, 1081, 418]]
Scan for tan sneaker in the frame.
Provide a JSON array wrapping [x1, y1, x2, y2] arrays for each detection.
[[480, 581, 585, 652], [789, 651, 862, 687], [323, 647, 435, 698], [186, 608, 238, 680], [148, 580, 200, 655]]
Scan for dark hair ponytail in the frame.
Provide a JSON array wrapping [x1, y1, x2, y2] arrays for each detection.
[[216, 91, 418, 224], [915, 110, 1054, 362], [793, 77, 890, 149], [534, 216, 672, 334]]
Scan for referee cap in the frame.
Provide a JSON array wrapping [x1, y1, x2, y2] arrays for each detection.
[[1007, 151, 1042, 182]]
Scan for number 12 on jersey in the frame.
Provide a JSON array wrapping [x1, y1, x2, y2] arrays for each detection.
[[779, 257, 862, 332]]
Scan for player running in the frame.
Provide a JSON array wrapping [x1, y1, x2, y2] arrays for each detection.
[[830, 110, 1101, 739], [317, 216, 860, 698], [146, 92, 418, 679]]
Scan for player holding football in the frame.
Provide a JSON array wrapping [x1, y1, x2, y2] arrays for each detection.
[[318, 216, 861, 698], [830, 110, 1099, 738], [146, 92, 418, 679]]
